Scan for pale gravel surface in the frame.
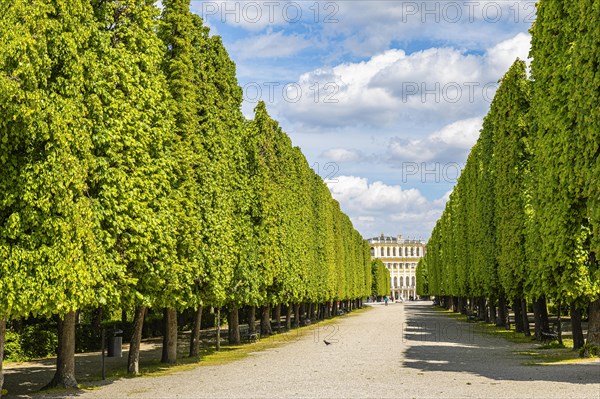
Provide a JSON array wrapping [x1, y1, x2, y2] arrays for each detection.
[[41, 302, 600, 398]]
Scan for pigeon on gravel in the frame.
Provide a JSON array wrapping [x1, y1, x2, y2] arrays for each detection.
[[323, 340, 332, 345]]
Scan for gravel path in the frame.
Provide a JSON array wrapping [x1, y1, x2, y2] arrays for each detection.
[[39, 302, 600, 398]]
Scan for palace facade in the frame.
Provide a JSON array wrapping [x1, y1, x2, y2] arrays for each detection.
[[367, 234, 426, 300]]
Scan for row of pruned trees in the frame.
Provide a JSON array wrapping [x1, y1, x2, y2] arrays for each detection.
[[371, 259, 391, 299], [0, 0, 372, 391], [417, 0, 600, 349]]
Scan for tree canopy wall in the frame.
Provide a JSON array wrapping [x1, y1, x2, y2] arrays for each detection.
[[0, 0, 374, 391], [424, 0, 600, 346]]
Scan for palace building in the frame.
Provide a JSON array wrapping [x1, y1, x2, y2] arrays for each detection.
[[367, 234, 426, 301]]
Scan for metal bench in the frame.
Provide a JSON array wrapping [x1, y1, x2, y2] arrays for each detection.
[[540, 331, 558, 342], [240, 326, 260, 343]]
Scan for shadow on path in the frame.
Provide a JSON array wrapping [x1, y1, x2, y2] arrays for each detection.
[[401, 302, 600, 385]]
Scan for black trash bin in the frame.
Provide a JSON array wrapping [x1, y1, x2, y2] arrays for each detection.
[[107, 329, 123, 358]]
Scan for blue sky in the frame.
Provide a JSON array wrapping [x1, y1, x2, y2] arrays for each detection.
[[191, 0, 536, 239]]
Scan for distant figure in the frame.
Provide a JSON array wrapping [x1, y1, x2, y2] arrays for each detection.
[[384, 296, 388, 306]]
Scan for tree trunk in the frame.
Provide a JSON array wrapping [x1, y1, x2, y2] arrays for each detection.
[[285, 305, 292, 330], [44, 311, 78, 389], [0, 319, 5, 397], [532, 296, 551, 339], [92, 307, 104, 337], [121, 309, 127, 324], [570, 302, 584, 350], [273, 304, 282, 331], [294, 302, 304, 327], [128, 306, 146, 375], [215, 307, 221, 351], [332, 301, 338, 317], [513, 299, 524, 333], [248, 306, 256, 335], [488, 300, 496, 324], [587, 298, 600, 346], [189, 305, 203, 357], [459, 297, 467, 314], [540, 297, 550, 332], [161, 308, 177, 364], [556, 303, 563, 345], [533, 297, 543, 340], [521, 299, 531, 336], [306, 303, 313, 321], [228, 307, 240, 345], [496, 295, 507, 327], [260, 305, 272, 336], [293, 303, 300, 328], [477, 297, 486, 320]]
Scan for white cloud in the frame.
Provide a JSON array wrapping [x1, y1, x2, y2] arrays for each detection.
[[326, 175, 449, 239], [278, 33, 531, 129], [429, 117, 483, 148], [320, 148, 363, 162], [485, 32, 532, 76], [231, 30, 310, 59], [388, 117, 483, 164], [325, 1, 536, 56]]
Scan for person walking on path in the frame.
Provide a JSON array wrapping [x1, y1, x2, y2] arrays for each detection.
[[384, 296, 388, 306]]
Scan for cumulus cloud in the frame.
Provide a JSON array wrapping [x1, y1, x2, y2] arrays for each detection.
[[326, 175, 449, 239], [278, 33, 531, 129], [388, 117, 483, 164]]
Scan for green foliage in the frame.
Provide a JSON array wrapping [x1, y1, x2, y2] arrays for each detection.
[[529, 0, 599, 305], [371, 259, 390, 297], [3, 330, 23, 362], [4, 325, 58, 362], [0, 0, 116, 320], [425, 60, 535, 305], [88, 0, 184, 312], [416, 258, 428, 296], [426, 0, 600, 346], [492, 60, 531, 301], [0, 2, 371, 370], [579, 343, 600, 358]]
